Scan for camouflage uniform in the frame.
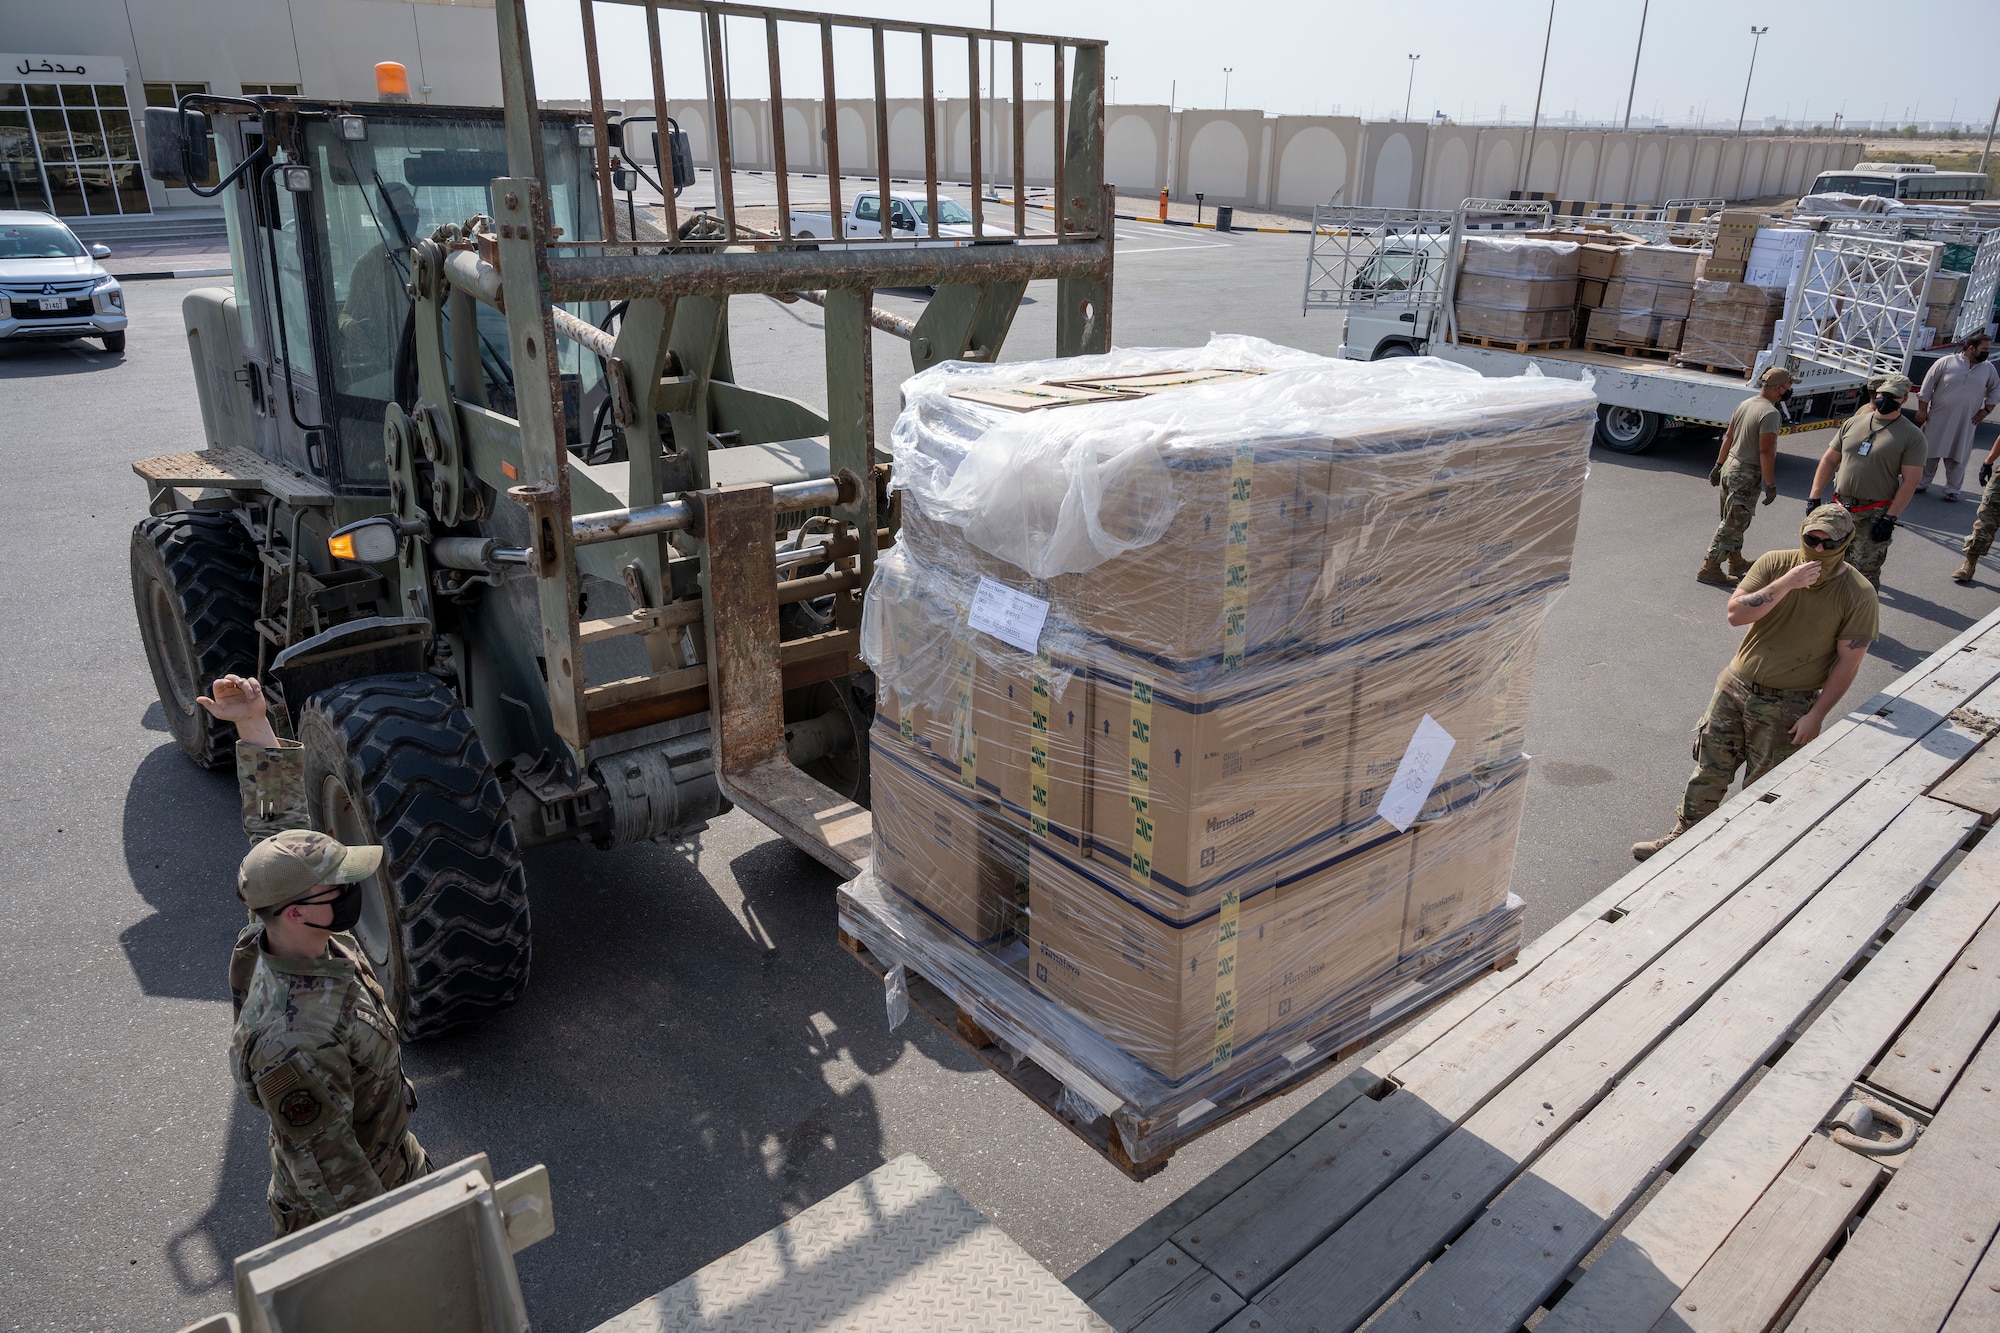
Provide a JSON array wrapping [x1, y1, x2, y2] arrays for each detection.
[[1964, 468, 2000, 565], [1705, 468, 1762, 566], [229, 740, 429, 1236], [1841, 514, 1895, 590], [1678, 670, 1820, 826]]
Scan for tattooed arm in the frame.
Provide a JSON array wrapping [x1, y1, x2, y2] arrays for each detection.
[[1726, 560, 1823, 627], [1792, 639, 1871, 746]]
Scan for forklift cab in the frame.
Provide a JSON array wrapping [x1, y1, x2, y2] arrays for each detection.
[[152, 98, 605, 497]]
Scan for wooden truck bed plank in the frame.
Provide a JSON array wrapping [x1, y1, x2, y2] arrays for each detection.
[[1869, 900, 2000, 1113], [1533, 834, 2000, 1333], [1648, 1136, 1884, 1333], [1790, 1030, 2000, 1332], [1234, 799, 1974, 1333], [1927, 736, 2000, 823]]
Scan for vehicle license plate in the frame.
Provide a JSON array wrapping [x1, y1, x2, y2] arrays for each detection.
[[39, 298, 67, 311]]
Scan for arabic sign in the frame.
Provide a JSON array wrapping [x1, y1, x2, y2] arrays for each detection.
[[1, 54, 128, 83]]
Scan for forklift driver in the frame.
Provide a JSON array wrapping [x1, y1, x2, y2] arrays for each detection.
[[338, 181, 419, 384]]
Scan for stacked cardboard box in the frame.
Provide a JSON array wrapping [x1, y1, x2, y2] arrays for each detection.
[[1673, 280, 1789, 373], [1704, 210, 1771, 283], [1584, 245, 1705, 352], [1452, 237, 1580, 347], [843, 338, 1593, 1136], [1926, 270, 1970, 345]]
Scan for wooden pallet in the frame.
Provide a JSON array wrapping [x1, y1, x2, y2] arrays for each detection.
[[837, 926, 1519, 1184], [1670, 357, 1756, 379], [1455, 334, 1572, 353], [1587, 339, 1677, 362], [1071, 607, 2000, 1333]]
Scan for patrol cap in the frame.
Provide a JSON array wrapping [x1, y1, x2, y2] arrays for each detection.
[[238, 829, 383, 911], [1804, 504, 1856, 542], [1877, 373, 1912, 396], [1759, 365, 1793, 386]]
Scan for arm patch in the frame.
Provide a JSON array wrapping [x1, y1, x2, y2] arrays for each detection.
[[253, 1053, 336, 1142]]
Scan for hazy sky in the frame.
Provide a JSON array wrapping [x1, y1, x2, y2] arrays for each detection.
[[522, 0, 2000, 128]]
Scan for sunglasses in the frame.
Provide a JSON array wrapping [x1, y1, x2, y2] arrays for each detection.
[[1802, 533, 1842, 550]]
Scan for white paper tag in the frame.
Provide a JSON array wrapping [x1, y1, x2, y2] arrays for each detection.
[[1376, 714, 1456, 832], [968, 577, 1051, 654]]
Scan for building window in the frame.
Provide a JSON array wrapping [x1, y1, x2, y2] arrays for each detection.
[[241, 83, 302, 97], [144, 81, 219, 190], [0, 79, 149, 216]]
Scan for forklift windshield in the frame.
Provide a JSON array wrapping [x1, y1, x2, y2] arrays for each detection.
[[305, 115, 600, 486]]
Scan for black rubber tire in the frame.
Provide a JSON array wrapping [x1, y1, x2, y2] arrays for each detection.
[[299, 674, 531, 1039], [1594, 404, 1662, 454], [130, 511, 263, 768], [100, 332, 125, 353], [1371, 340, 1420, 360]]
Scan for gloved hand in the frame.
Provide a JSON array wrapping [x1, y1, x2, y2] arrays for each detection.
[[1708, 463, 1723, 487], [1983, 461, 1994, 488], [1807, 496, 1822, 515], [1871, 514, 1897, 542], [1762, 483, 1778, 506]]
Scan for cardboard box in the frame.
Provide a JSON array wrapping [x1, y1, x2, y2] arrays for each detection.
[[1455, 302, 1573, 343], [1590, 308, 1685, 348], [871, 733, 1029, 947], [1460, 236, 1582, 280], [1613, 245, 1705, 284], [1405, 768, 1528, 957], [1578, 277, 1608, 307], [1078, 648, 1352, 911], [1027, 833, 1411, 1080], [1575, 243, 1625, 282], [1605, 277, 1694, 318], [1454, 272, 1579, 310]]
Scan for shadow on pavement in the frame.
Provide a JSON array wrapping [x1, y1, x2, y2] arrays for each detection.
[[0, 339, 122, 374]]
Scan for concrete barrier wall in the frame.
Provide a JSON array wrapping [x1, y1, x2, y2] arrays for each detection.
[[605, 96, 1862, 211]]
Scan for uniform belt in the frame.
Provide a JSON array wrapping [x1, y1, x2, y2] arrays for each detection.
[[1726, 670, 1820, 702], [1836, 494, 1891, 513]]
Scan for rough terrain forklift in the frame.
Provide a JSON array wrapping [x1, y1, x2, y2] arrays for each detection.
[[128, 0, 1113, 1039]]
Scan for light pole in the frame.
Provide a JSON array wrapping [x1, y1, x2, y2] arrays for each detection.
[[1622, 0, 1649, 130], [1223, 67, 1234, 110], [1736, 26, 1768, 133], [1403, 54, 1420, 122], [1521, 0, 1556, 194], [1110, 75, 1119, 105], [1981, 91, 2000, 175]]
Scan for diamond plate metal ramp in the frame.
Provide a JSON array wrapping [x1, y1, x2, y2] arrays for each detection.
[[592, 1154, 1111, 1332]]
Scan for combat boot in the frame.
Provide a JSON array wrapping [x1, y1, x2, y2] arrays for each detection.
[[1632, 820, 1692, 862], [1955, 555, 1980, 585], [1726, 551, 1752, 578], [1696, 559, 1734, 587]]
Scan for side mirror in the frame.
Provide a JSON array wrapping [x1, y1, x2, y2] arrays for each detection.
[[143, 105, 210, 184], [328, 516, 402, 564], [90, 243, 111, 259], [666, 123, 695, 191]]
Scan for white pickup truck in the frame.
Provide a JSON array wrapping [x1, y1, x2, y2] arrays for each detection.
[[1309, 199, 2000, 453], [788, 191, 995, 248]]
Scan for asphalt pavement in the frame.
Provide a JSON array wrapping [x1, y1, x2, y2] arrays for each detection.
[[3, 220, 1996, 1332]]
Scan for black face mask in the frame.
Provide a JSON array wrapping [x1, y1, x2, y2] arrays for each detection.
[[302, 882, 365, 932], [1873, 393, 1901, 415], [1971, 346, 1991, 364]]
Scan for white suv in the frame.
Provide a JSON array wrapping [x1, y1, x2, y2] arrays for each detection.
[[0, 211, 128, 354]]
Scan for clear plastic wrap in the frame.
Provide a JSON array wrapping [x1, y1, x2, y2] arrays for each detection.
[[843, 338, 1588, 1161], [1455, 238, 1580, 344], [1675, 279, 1788, 371]]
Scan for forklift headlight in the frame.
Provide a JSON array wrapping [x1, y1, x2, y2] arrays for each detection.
[[329, 516, 402, 564], [577, 124, 595, 148], [337, 114, 368, 142], [282, 166, 313, 193]]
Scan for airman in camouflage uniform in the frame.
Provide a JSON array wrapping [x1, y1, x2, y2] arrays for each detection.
[[1634, 506, 1879, 861], [203, 675, 431, 1236], [1699, 366, 1791, 586]]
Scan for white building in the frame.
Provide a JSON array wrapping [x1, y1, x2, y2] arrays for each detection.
[[2, 0, 500, 219]]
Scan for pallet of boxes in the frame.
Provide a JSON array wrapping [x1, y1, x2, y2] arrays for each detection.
[[1451, 236, 1580, 351], [1670, 211, 1794, 376], [1585, 243, 1705, 359], [836, 335, 1596, 1175]]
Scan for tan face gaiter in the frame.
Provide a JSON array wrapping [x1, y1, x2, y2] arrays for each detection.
[[1800, 504, 1856, 580]]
